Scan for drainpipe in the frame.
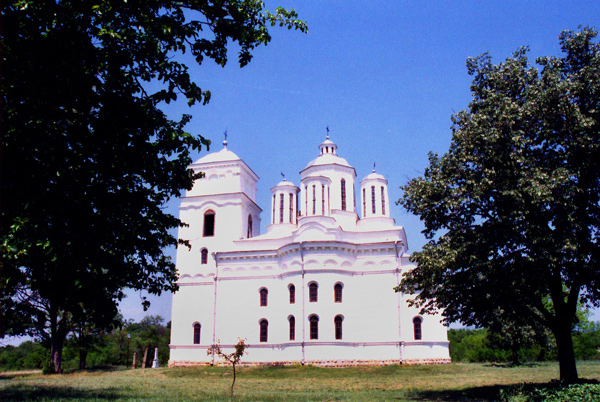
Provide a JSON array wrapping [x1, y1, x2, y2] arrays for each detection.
[[211, 252, 219, 366], [394, 241, 403, 362], [300, 242, 306, 365]]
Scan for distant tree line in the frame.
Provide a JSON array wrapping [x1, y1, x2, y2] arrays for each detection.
[[0, 315, 169, 372]]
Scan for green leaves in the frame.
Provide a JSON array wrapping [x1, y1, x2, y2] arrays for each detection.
[[397, 27, 600, 382]]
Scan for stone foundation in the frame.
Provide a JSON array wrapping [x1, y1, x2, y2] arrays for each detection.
[[168, 357, 451, 368]]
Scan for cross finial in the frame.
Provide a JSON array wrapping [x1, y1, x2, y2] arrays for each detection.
[[326, 126, 330, 139], [373, 162, 376, 173], [223, 129, 228, 149], [281, 172, 286, 181]]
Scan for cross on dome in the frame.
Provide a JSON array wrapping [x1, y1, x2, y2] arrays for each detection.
[[223, 129, 228, 149], [318, 127, 337, 156]]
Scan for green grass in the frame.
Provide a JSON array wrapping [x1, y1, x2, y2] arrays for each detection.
[[1, 362, 600, 401]]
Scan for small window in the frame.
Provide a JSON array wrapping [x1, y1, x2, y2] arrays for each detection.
[[289, 284, 295, 304], [201, 248, 208, 265], [203, 210, 215, 237], [289, 316, 295, 341], [371, 185, 376, 214], [247, 214, 253, 238], [309, 315, 319, 340], [334, 283, 343, 303], [381, 186, 386, 215], [321, 185, 325, 215], [272, 194, 276, 224], [260, 319, 268, 342], [259, 288, 268, 307], [341, 179, 346, 211], [193, 323, 201, 344], [413, 317, 422, 340], [312, 185, 316, 215], [309, 282, 318, 302], [289, 193, 294, 223], [334, 315, 343, 340], [280, 193, 284, 223], [362, 188, 366, 217]]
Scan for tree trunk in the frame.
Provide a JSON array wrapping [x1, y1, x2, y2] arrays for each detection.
[[49, 309, 67, 373], [554, 318, 578, 383], [79, 350, 87, 370], [230, 362, 236, 402]]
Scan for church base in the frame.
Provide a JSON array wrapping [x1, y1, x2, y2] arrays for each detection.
[[168, 358, 451, 368]]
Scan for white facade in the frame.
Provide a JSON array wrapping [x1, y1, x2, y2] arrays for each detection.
[[169, 137, 450, 366]]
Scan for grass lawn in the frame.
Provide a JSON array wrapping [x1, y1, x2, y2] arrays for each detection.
[[1, 361, 599, 401]]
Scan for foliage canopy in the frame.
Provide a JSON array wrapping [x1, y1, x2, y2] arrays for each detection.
[[0, 0, 306, 372], [397, 27, 600, 382]]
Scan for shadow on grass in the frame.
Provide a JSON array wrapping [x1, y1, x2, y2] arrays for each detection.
[[1, 384, 120, 401]]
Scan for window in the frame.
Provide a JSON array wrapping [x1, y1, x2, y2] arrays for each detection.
[[321, 185, 325, 214], [312, 185, 316, 215], [334, 315, 343, 340], [413, 317, 422, 340], [371, 185, 376, 214], [203, 210, 215, 237], [341, 179, 346, 210], [247, 215, 253, 238], [259, 288, 268, 307], [260, 319, 268, 342], [201, 248, 208, 265], [289, 193, 294, 223], [279, 193, 284, 223], [309, 315, 319, 340], [334, 283, 343, 303], [305, 186, 308, 215], [362, 188, 366, 216], [289, 316, 295, 341], [381, 186, 386, 215], [289, 284, 295, 304], [309, 282, 318, 302], [193, 323, 201, 344], [272, 194, 276, 224]]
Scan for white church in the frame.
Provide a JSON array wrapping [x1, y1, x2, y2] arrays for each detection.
[[169, 135, 450, 366]]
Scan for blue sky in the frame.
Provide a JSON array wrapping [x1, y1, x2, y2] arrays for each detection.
[[118, 1, 600, 324]]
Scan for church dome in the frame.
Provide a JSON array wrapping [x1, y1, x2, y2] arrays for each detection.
[[362, 171, 386, 181], [193, 138, 241, 164]]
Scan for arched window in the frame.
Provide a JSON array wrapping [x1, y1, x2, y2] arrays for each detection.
[[362, 188, 366, 216], [259, 319, 268, 342], [309, 282, 318, 302], [247, 215, 253, 238], [289, 284, 295, 304], [193, 323, 201, 344], [341, 179, 346, 211], [312, 184, 316, 215], [334, 283, 343, 303], [371, 185, 376, 214], [381, 186, 386, 215], [309, 315, 319, 340], [272, 194, 276, 224], [321, 185, 325, 215], [413, 317, 423, 340], [289, 316, 295, 341], [279, 193, 284, 223], [289, 193, 294, 223], [203, 210, 215, 237], [259, 288, 268, 307], [201, 248, 208, 265], [334, 315, 343, 340]]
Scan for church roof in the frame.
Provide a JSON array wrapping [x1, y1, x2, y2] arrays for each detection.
[[304, 153, 352, 170], [193, 141, 241, 164], [363, 171, 386, 181]]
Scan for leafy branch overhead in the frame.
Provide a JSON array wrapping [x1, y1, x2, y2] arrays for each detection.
[[1, 0, 306, 373]]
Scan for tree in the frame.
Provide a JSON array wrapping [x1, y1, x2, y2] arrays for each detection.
[[0, 0, 306, 373], [396, 27, 600, 383], [208, 339, 248, 402]]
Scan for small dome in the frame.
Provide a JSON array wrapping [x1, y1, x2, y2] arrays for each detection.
[[304, 153, 352, 170], [363, 171, 386, 181], [273, 179, 297, 188]]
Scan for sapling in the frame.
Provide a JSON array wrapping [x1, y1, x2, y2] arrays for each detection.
[[207, 339, 247, 402]]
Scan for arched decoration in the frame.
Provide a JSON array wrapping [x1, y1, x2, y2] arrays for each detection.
[[334, 315, 343, 340], [308, 282, 318, 302], [309, 314, 319, 340], [193, 323, 201, 344], [259, 319, 268, 342], [289, 284, 296, 304], [259, 288, 268, 307], [413, 316, 423, 340], [201, 248, 208, 265], [288, 315, 295, 341], [203, 210, 215, 237], [341, 178, 347, 211], [247, 214, 253, 238], [334, 283, 343, 303]]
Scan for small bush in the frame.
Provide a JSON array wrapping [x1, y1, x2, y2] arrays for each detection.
[[501, 383, 600, 402]]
